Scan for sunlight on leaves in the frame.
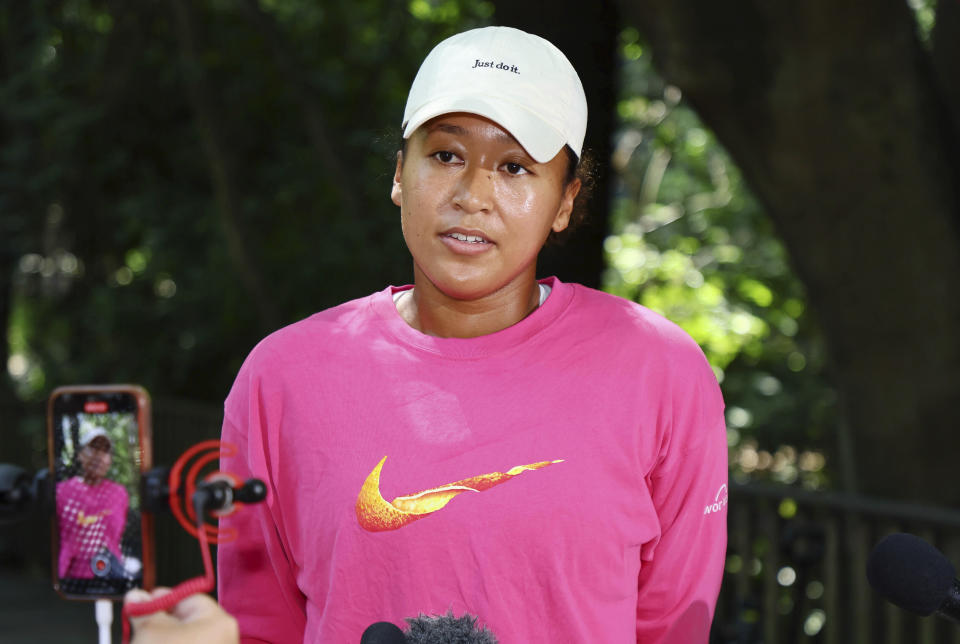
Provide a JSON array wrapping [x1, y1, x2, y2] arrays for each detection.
[[607, 27, 836, 489], [906, 0, 936, 44]]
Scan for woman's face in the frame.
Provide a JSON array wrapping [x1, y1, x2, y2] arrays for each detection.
[[392, 113, 579, 301], [78, 436, 112, 483]]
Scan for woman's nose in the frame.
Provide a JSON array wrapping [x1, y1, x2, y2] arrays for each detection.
[[452, 165, 494, 213]]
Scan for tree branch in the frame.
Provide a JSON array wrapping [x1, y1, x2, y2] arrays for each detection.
[[236, 0, 361, 217], [169, 0, 279, 332], [931, 0, 960, 180]]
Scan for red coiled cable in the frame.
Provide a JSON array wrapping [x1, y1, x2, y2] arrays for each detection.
[[120, 440, 240, 643]]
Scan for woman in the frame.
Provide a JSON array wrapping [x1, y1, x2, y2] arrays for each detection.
[[56, 425, 129, 582], [218, 26, 727, 643]]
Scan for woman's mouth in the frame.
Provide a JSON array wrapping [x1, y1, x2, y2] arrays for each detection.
[[445, 232, 490, 244], [440, 230, 495, 255]]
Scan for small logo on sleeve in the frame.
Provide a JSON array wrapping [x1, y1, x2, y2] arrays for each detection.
[[704, 484, 728, 515]]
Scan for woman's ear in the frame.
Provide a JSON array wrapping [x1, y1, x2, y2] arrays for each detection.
[[391, 150, 403, 207], [551, 178, 580, 233]]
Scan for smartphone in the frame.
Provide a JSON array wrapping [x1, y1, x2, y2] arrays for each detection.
[[47, 385, 155, 600]]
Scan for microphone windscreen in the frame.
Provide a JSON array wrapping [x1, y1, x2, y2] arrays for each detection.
[[405, 611, 498, 644], [360, 621, 406, 644], [867, 532, 956, 616]]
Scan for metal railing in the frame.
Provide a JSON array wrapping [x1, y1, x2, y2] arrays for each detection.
[[714, 483, 960, 643]]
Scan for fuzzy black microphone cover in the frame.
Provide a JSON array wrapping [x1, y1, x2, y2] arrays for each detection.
[[404, 611, 498, 644], [867, 532, 957, 616]]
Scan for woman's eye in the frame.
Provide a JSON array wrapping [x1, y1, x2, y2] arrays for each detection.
[[503, 162, 528, 175], [433, 150, 457, 163]]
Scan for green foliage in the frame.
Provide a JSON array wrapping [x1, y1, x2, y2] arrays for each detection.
[[908, 0, 936, 43], [606, 28, 837, 488], [1, 0, 492, 403]]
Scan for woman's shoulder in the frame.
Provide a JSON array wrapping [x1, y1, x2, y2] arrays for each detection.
[[57, 476, 82, 491], [565, 283, 705, 358], [232, 289, 388, 376], [563, 284, 722, 412], [104, 478, 128, 492]]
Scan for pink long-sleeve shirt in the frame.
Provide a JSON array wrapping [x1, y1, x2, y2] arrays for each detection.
[[218, 278, 728, 643], [56, 477, 128, 579]]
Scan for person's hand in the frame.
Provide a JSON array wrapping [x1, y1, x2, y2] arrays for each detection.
[[124, 587, 239, 644]]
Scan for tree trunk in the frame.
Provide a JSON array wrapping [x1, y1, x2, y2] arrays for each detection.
[[617, 0, 960, 504], [169, 0, 280, 333], [236, 0, 362, 219]]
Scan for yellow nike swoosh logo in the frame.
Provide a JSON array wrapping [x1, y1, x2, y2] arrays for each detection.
[[355, 456, 563, 532], [77, 509, 111, 526]]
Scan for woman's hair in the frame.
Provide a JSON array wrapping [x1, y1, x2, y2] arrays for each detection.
[[395, 137, 596, 245]]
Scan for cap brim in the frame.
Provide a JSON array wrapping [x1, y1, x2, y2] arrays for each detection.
[[403, 95, 568, 164], [80, 429, 111, 447]]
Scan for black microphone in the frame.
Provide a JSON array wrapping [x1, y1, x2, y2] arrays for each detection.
[[360, 621, 405, 644], [193, 477, 267, 517], [867, 532, 960, 623]]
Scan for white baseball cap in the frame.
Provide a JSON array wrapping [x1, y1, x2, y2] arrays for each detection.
[[402, 26, 588, 164], [79, 424, 111, 448]]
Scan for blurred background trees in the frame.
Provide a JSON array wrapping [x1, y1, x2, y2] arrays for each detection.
[[3, 0, 958, 507], [615, 0, 960, 507], [2, 0, 492, 407]]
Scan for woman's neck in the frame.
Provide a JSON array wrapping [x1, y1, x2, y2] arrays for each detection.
[[398, 275, 541, 339]]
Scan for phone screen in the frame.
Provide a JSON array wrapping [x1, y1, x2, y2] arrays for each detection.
[[48, 386, 153, 600]]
